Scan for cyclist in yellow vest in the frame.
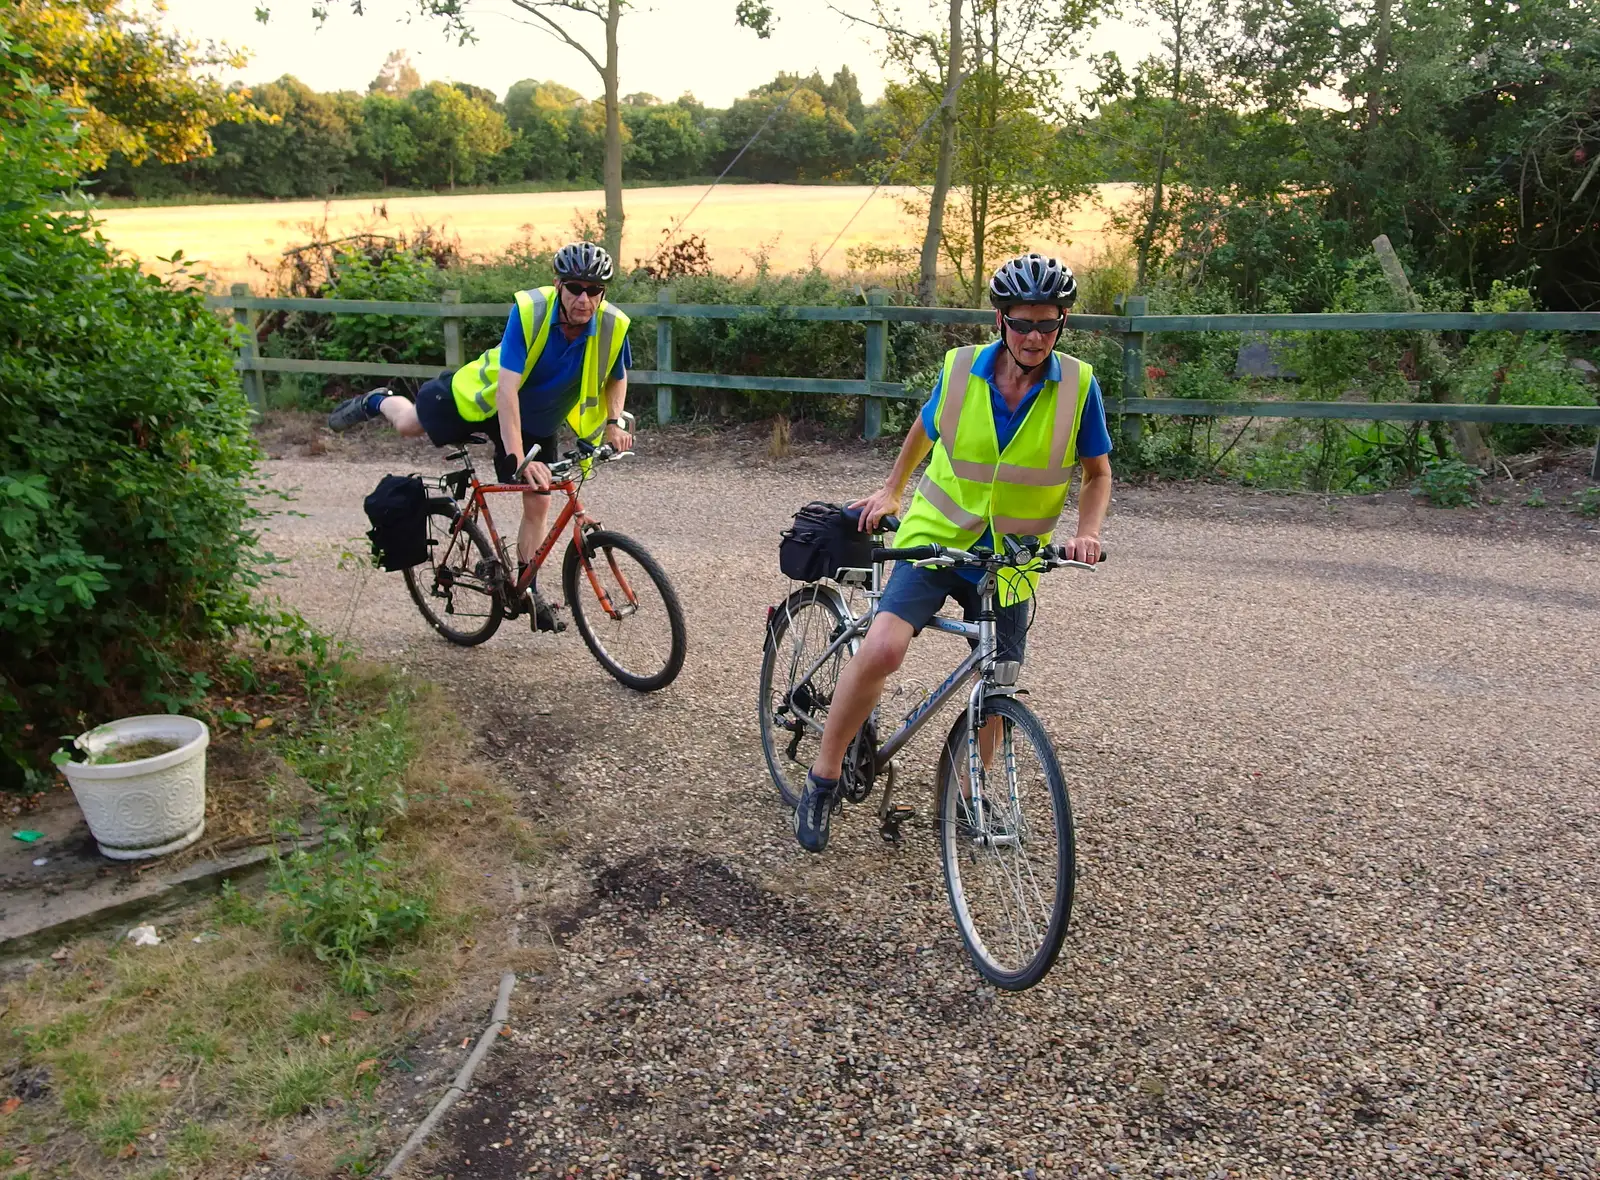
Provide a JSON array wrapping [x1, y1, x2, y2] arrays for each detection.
[[329, 242, 633, 631], [795, 253, 1114, 853]]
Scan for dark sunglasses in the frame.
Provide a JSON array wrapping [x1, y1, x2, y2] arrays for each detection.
[[563, 282, 606, 298], [1002, 313, 1065, 336]]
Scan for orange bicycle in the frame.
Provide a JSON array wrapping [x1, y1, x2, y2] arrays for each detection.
[[403, 430, 686, 692]]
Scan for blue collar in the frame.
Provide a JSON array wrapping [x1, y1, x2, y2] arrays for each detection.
[[972, 339, 1061, 388]]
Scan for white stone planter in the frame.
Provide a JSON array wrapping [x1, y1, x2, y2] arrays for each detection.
[[61, 715, 208, 860]]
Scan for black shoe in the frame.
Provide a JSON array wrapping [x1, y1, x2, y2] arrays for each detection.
[[794, 772, 841, 853], [530, 590, 566, 633], [328, 391, 385, 432]]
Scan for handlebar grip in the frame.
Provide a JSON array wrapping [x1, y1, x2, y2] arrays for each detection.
[[879, 514, 902, 532], [872, 544, 940, 563]]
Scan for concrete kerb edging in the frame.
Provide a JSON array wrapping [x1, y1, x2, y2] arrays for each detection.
[[381, 970, 517, 1178]]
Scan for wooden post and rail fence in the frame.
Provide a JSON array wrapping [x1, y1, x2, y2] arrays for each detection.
[[211, 284, 1600, 479]]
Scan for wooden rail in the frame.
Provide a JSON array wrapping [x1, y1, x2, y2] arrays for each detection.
[[207, 287, 1600, 477]]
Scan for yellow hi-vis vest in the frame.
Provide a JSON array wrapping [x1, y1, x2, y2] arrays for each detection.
[[449, 286, 630, 446], [893, 344, 1093, 605]]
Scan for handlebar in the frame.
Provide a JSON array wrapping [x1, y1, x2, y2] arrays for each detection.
[[513, 442, 631, 484], [870, 541, 1107, 571]]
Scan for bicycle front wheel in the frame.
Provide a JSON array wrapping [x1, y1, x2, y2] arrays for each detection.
[[403, 502, 504, 646], [562, 530, 686, 691], [936, 694, 1075, 991]]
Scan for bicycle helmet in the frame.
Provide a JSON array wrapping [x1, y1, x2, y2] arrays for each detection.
[[553, 241, 614, 284], [988, 253, 1077, 310]]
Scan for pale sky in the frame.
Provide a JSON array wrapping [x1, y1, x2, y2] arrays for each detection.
[[150, 0, 1155, 110]]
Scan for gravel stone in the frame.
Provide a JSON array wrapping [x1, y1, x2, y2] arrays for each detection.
[[262, 432, 1600, 1178]]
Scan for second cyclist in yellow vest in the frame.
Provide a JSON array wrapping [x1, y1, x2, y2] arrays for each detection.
[[794, 253, 1114, 853], [329, 242, 633, 631]]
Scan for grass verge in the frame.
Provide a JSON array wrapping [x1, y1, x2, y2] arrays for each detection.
[[0, 657, 546, 1178]]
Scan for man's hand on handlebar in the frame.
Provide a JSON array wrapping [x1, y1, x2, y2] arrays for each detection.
[[515, 456, 553, 492], [849, 485, 903, 532], [603, 422, 633, 454]]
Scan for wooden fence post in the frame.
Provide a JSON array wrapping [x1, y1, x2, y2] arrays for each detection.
[[1591, 435, 1600, 481], [656, 286, 675, 426], [230, 282, 263, 417], [1119, 294, 1148, 450], [441, 289, 463, 370], [864, 289, 889, 440]]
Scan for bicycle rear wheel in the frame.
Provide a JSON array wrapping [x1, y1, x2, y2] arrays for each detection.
[[758, 584, 853, 809], [403, 502, 504, 646], [936, 694, 1075, 991], [562, 530, 686, 691]]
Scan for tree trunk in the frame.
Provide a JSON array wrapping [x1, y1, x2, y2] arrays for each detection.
[[1367, 0, 1392, 135], [1371, 234, 1491, 468], [917, 0, 963, 307], [1136, 4, 1184, 293], [601, 0, 624, 260]]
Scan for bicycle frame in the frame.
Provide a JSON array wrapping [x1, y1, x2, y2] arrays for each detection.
[[446, 463, 638, 622], [783, 560, 1008, 774]]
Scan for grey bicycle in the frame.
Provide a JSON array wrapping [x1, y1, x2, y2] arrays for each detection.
[[758, 524, 1102, 991]]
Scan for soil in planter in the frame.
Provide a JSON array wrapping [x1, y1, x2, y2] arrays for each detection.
[[90, 738, 181, 765]]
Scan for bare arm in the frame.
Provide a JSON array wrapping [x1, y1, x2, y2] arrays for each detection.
[[496, 367, 550, 490], [602, 373, 632, 450], [851, 417, 934, 530], [1065, 453, 1112, 563]]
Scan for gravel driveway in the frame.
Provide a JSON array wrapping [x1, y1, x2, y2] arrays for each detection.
[[263, 432, 1600, 1179]]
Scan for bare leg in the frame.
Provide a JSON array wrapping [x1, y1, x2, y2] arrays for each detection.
[[814, 612, 914, 779], [376, 396, 426, 438], [518, 490, 551, 576]]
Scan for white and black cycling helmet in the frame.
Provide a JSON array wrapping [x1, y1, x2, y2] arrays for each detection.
[[553, 241, 614, 284], [988, 252, 1077, 310]]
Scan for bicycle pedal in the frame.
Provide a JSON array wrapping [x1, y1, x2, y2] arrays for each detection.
[[879, 804, 915, 844]]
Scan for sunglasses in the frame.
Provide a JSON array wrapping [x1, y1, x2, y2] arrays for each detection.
[[563, 282, 606, 298], [1002, 313, 1065, 336]]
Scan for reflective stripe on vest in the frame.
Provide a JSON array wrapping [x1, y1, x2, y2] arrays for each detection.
[[894, 344, 1093, 604]]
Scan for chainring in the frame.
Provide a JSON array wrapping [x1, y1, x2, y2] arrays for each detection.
[[839, 717, 878, 804]]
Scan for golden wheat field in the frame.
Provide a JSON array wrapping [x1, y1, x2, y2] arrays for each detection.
[[94, 183, 1134, 288]]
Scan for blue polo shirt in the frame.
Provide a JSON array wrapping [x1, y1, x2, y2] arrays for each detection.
[[919, 341, 1111, 577], [498, 305, 631, 437]]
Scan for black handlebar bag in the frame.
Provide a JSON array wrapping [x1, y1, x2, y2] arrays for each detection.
[[779, 501, 877, 582], [363, 474, 430, 571]]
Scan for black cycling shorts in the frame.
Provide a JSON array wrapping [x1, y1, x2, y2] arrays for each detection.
[[414, 371, 557, 487]]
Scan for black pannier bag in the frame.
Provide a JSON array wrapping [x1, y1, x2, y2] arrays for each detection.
[[363, 474, 430, 571], [779, 501, 876, 582]]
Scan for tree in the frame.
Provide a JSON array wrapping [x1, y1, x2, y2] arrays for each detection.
[[407, 80, 511, 188], [622, 103, 708, 179], [355, 93, 419, 187], [0, 0, 255, 169], [200, 75, 355, 197], [867, 0, 1101, 303], [265, 2, 768, 261], [716, 84, 858, 181], [368, 49, 422, 97]]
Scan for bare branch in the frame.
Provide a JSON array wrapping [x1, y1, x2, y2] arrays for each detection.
[[506, 0, 605, 75]]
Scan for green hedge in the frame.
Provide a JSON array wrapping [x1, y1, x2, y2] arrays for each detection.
[[1, 47, 275, 789]]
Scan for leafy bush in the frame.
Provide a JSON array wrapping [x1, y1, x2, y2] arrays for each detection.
[[1413, 459, 1484, 507], [1451, 283, 1598, 454], [1576, 488, 1600, 519], [271, 693, 429, 996], [0, 43, 275, 789]]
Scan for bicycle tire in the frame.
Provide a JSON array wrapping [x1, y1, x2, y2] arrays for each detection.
[[562, 529, 686, 691], [935, 694, 1075, 991], [757, 583, 853, 809], [404, 502, 504, 646]]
